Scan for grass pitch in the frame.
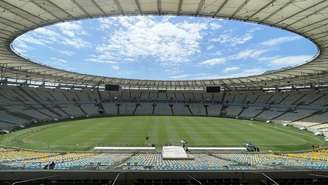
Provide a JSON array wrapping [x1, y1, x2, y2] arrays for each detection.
[[0, 116, 326, 152]]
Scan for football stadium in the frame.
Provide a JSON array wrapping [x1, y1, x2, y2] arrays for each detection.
[[1, 0, 328, 184]]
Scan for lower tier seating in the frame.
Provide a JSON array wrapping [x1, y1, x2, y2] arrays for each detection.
[[1, 85, 328, 138]]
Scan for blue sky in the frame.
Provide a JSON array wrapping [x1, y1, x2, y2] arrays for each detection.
[[12, 16, 317, 80]]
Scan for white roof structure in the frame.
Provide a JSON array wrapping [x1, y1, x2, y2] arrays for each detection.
[[1, 0, 328, 89]]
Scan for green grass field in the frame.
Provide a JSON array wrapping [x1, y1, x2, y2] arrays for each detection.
[[0, 116, 326, 152]]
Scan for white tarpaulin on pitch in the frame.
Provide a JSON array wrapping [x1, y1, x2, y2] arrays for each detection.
[[162, 146, 189, 160]]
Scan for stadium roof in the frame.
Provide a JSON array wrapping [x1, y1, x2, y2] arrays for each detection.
[[0, 0, 328, 89]]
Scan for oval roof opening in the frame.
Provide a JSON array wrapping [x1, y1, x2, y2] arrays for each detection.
[[12, 16, 318, 81]]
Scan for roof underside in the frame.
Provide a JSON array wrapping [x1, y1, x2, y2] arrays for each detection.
[[0, 0, 328, 89]]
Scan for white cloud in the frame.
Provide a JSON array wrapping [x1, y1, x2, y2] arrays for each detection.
[[112, 65, 120, 70], [231, 49, 269, 60], [170, 68, 266, 80], [56, 21, 85, 37], [169, 74, 190, 79], [261, 36, 300, 46], [206, 44, 215, 51], [34, 27, 59, 37], [210, 31, 253, 46], [15, 34, 50, 46], [13, 24, 90, 52], [209, 22, 222, 30], [12, 33, 54, 54], [89, 16, 208, 65], [202, 68, 266, 79], [258, 56, 280, 62], [48, 57, 69, 68], [232, 68, 266, 77], [50, 57, 67, 64], [59, 50, 74, 56], [269, 55, 312, 66], [85, 52, 118, 64], [224, 67, 240, 73], [200, 58, 226, 66], [62, 37, 90, 48], [12, 47, 26, 54], [98, 18, 114, 30], [169, 73, 210, 80], [198, 48, 267, 65]]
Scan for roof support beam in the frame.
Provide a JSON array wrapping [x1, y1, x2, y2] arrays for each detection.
[[0, 1, 46, 23], [236, 79, 247, 87], [113, 0, 124, 15], [195, 0, 205, 16], [0, 30, 12, 37], [46, 0, 74, 18], [19, 66, 47, 71], [0, 36, 9, 40], [274, 0, 326, 25], [305, 63, 328, 68], [54, 73, 79, 79], [91, 0, 106, 15], [213, 0, 228, 17], [303, 22, 328, 35], [312, 33, 328, 40], [31, 0, 68, 21], [200, 80, 206, 89], [295, 68, 326, 73], [0, 1, 39, 24], [71, 0, 91, 17], [157, 0, 162, 15], [0, 28, 13, 34], [230, 0, 249, 18], [247, 0, 276, 19], [309, 30, 328, 38], [273, 73, 296, 78], [297, 19, 328, 33], [1, 63, 38, 68], [0, 16, 25, 30], [177, 0, 183, 15], [259, 0, 295, 23], [321, 40, 328, 45], [135, 0, 143, 14], [287, 3, 328, 28], [320, 39, 328, 43]]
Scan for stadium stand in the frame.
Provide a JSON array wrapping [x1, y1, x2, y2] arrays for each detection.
[[3, 86, 328, 142], [2, 0, 328, 183], [2, 87, 328, 129], [2, 147, 328, 171]]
